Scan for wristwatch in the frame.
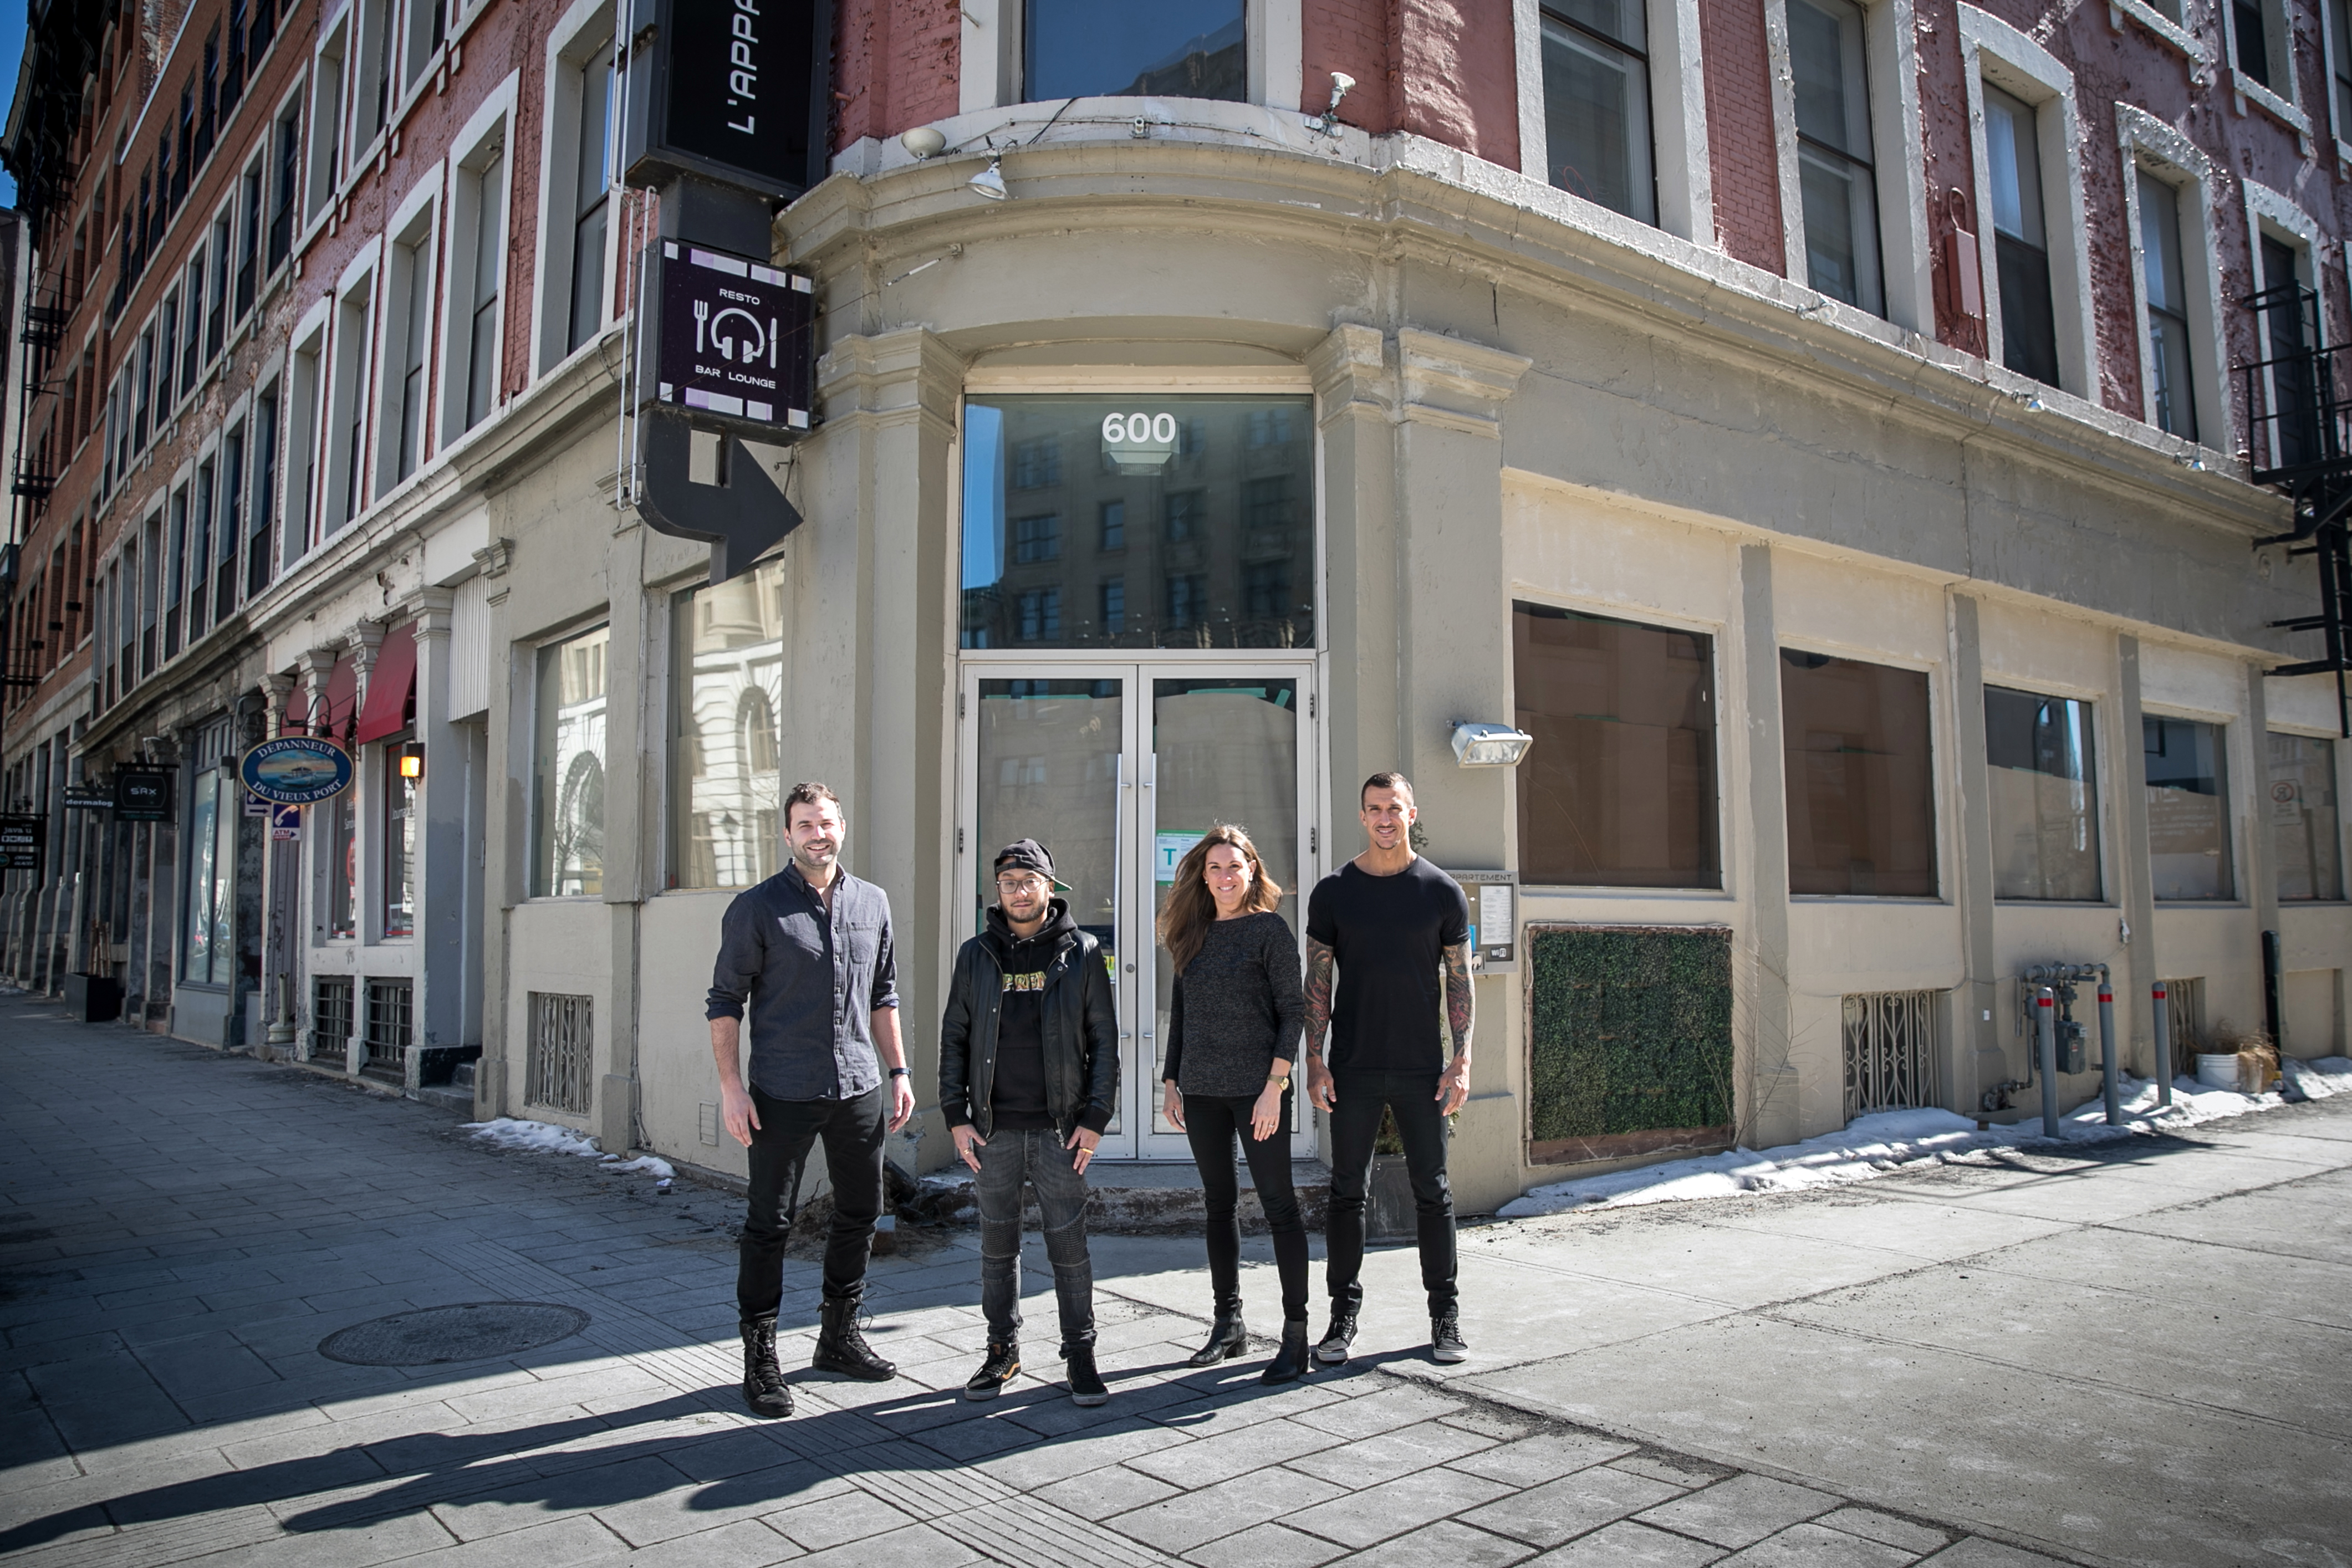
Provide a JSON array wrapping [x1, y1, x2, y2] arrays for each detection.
[[1267, 1074, 1291, 1090], [889, 1066, 910, 1078]]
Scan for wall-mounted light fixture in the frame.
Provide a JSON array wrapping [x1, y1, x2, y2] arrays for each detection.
[[1450, 722, 1534, 768], [899, 126, 947, 160], [397, 742, 425, 781], [1308, 71, 1356, 137], [968, 155, 1008, 200]]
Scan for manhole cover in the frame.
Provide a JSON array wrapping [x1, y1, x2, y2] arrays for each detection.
[[319, 1302, 590, 1366]]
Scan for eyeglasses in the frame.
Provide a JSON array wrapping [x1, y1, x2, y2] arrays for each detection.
[[995, 874, 1048, 892]]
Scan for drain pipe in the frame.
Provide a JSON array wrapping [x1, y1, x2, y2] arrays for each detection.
[[2035, 986, 2059, 1136], [2096, 971, 2120, 1125], [2151, 983, 2174, 1109], [2261, 930, 2284, 1055]]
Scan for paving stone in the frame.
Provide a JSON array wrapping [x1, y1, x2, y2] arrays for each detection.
[[1325, 1517, 1536, 1567], [971, 1419, 1193, 1490], [1460, 1463, 1686, 1549], [1609, 1453, 1733, 1490], [1033, 1463, 1183, 1521], [1447, 1432, 1639, 1489], [1526, 1519, 1727, 1566], [573, 1518, 804, 1566], [1716, 1521, 1921, 1567], [1634, 1475, 1842, 1550], [1105, 1465, 1350, 1553], [1282, 1417, 1495, 1484], [1440, 1406, 1549, 1442], [1914, 1540, 2075, 1568], [1125, 1416, 1345, 1489], [1182, 1520, 1350, 1568], [761, 1489, 919, 1550], [1290, 1383, 1468, 1441], [1814, 1508, 1952, 1556], [787, 1520, 983, 1566], [1284, 1464, 1517, 1548]]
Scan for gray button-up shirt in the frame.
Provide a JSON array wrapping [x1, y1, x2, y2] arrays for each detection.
[[706, 864, 899, 1101]]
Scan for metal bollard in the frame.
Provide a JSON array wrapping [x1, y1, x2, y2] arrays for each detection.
[[2151, 984, 2172, 1109], [2036, 986, 2060, 1137], [2098, 976, 2120, 1125]]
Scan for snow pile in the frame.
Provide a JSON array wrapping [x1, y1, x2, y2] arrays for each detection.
[[1499, 1068, 2318, 1219], [2282, 1056, 2352, 1101], [461, 1117, 675, 1186]]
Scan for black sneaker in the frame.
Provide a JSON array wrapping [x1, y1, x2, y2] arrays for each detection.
[[739, 1315, 795, 1418], [1431, 1311, 1468, 1363], [1313, 1306, 1358, 1365], [965, 1341, 1021, 1400], [1065, 1344, 1109, 1407]]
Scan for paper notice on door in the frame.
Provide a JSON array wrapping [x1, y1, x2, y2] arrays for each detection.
[[1156, 831, 1203, 883], [1479, 882, 1513, 948]]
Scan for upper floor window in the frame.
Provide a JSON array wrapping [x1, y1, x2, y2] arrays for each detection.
[[1540, 0, 1657, 224], [453, 139, 506, 435], [2234, 0, 2291, 96], [2136, 170, 2196, 441], [269, 98, 301, 270], [2331, 0, 2352, 135], [1023, 0, 1244, 101], [1983, 85, 2058, 387], [1788, 0, 1883, 315], [566, 40, 617, 356]]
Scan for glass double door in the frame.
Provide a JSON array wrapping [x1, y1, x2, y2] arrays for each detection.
[[961, 662, 1319, 1160]]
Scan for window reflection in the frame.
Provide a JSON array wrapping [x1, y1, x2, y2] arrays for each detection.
[[1023, 0, 1244, 102], [534, 624, 609, 897], [962, 396, 1315, 650], [671, 559, 787, 890], [1985, 687, 2100, 900], [2268, 731, 2340, 902], [1780, 651, 1936, 897], [2145, 716, 2231, 901]]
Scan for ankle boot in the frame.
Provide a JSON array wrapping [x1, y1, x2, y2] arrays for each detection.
[[812, 1295, 896, 1381], [1187, 1301, 1248, 1367], [1260, 1319, 1312, 1385], [739, 1315, 794, 1417]]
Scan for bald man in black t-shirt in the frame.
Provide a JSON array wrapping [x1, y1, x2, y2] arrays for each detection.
[[1302, 772, 1474, 1367]]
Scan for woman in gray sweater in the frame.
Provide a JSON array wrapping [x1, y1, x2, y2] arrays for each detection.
[[1158, 824, 1312, 1384]]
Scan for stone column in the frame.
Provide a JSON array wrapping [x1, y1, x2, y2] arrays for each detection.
[[2113, 636, 2162, 1078], [2242, 665, 2282, 978], [406, 590, 466, 1090], [295, 647, 340, 1064], [1739, 543, 1800, 1151], [1947, 593, 2003, 1109], [258, 673, 299, 1053]]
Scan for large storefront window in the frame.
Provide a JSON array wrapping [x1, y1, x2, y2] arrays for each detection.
[[327, 788, 358, 938], [534, 624, 609, 897], [383, 741, 417, 936], [2269, 731, 2340, 902], [1985, 687, 2100, 901], [1513, 604, 1717, 887], [671, 558, 787, 890], [1780, 652, 1937, 897], [2145, 716, 2231, 901], [962, 395, 1315, 651], [182, 766, 236, 984], [1023, 0, 1244, 101]]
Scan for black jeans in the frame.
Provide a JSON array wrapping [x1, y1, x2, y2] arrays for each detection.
[[1182, 1090, 1309, 1324], [1324, 1070, 1457, 1317], [737, 1084, 887, 1320], [972, 1126, 1096, 1352]]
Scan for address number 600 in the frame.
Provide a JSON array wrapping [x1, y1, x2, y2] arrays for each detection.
[[1101, 412, 1179, 445]]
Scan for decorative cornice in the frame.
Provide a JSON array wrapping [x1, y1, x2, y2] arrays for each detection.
[[1396, 329, 1532, 438]]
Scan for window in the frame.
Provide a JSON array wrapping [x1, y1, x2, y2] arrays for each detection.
[[269, 98, 300, 269], [2257, 234, 2317, 469], [132, 325, 153, 449], [1788, 0, 1883, 315], [961, 395, 1315, 649], [354, 0, 394, 147], [164, 488, 188, 658], [326, 784, 358, 936], [1984, 686, 2099, 900], [565, 40, 616, 356], [139, 514, 160, 677], [328, 280, 374, 529], [2137, 171, 2197, 440], [1540, 0, 1656, 223], [218, 435, 244, 620], [405, 0, 446, 89], [1022, 0, 1244, 101], [2270, 732, 2342, 901], [157, 290, 181, 413], [288, 331, 322, 558], [2145, 716, 2232, 901], [534, 622, 609, 896], [384, 740, 417, 935], [2333, 0, 2352, 135], [179, 257, 204, 396], [200, 457, 227, 628], [1514, 604, 1719, 887], [450, 137, 504, 435], [306, 21, 347, 219], [235, 156, 262, 318], [205, 210, 231, 360], [670, 559, 785, 890], [1843, 990, 1936, 1117], [249, 392, 279, 595], [1780, 651, 1936, 897], [182, 766, 237, 984], [386, 224, 434, 486], [2234, 0, 2290, 95], [1983, 85, 2058, 387]]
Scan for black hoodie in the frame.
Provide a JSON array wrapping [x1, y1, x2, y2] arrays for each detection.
[[986, 900, 1078, 1130]]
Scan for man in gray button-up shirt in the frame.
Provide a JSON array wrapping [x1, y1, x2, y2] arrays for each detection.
[[708, 782, 915, 1418]]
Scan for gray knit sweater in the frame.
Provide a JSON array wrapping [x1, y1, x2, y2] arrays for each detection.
[[1162, 912, 1307, 1097]]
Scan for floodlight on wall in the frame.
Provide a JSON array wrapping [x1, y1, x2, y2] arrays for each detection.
[[398, 742, 425, 780], [968, 155, 1008, 200], [900, 126, 947, 160], [2012, 389, 2047, 413], [1309, 71, 1356, 136], [1450, 721, 1535, 768]]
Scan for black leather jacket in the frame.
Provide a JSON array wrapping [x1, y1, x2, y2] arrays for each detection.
[[938, 901, 1121, 1140]]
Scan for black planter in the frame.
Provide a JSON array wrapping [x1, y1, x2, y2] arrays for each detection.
[[63, 973, 121, 1023]]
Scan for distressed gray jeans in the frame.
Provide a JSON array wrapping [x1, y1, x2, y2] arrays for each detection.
[[973, 1126, 1096, 1353]]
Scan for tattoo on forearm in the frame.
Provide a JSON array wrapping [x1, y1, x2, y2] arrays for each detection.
[[1442, 942, 1474, 1058], [1303, 938, 1335, 1065]]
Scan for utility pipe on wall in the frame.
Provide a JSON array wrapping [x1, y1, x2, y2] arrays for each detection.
[[2152, 983, 2173, 1109], [2097, 975, 2120, 1125], [2035, 986, 2059, 1136]]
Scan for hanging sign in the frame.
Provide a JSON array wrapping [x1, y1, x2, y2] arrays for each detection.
[[115, 769, 172, 821], [64, 784, 113, 811], [621, 0, 828, 198], [649, 240, 814, 433], [0, 814, 42, 874], [239, 736, 354, 805]]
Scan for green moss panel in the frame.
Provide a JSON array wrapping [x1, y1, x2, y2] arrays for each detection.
[[1528, 926, 1734, 1141]]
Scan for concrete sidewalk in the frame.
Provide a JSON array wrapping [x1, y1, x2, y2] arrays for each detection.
[[3, 1004, 2346, 1568]]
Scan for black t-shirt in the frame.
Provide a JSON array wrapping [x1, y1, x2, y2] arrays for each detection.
[[989, 932, 1055, 1130], [1305, 856, 1471, 1075]]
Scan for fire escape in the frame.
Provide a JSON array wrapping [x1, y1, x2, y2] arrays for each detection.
[[3, 287, 66, 697], [2241, 279, 2352, 736]]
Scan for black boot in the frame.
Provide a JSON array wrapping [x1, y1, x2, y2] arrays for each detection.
[[812, 1295, 896, 1381], [739, 1315, 794, 1417], [1261, 1319, 1312, 1385], [1187, 1301, 1248, 1367], [1065, 1342, 1109, 1406], [965, 1341, 1021, 1400]]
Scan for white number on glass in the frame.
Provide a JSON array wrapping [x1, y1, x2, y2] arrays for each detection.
[[1100, 412, 1180, 445]]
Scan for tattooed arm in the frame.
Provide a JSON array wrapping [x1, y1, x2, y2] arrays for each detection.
[[1436, 941, 1474, 1115], [1303, 936, 1337, 1111]]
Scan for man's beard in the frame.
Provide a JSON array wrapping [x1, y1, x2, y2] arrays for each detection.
[[793, 842, 838, 875]]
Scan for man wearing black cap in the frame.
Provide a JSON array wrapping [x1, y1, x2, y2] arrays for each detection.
[[937, 838, 1120, 1406]]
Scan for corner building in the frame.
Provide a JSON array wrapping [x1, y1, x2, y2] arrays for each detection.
[[6, 0, 2350, 1211]]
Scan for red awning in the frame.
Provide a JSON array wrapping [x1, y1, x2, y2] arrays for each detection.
[[309, 657, 358, 737], [355, 622, 419, 744]]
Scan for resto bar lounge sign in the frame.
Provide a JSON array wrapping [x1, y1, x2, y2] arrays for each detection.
[[621, 0, 830, 197], [651, 241, 814, 433]]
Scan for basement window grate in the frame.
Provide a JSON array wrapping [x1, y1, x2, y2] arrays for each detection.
[[312, 977, 354, 1061], [527, 992, 594, 1115], [364, 978, 413, 1068], [1843, 990, 1938, 1121]]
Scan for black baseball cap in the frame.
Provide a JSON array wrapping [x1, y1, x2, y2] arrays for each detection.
[[992, 839, 1072, 892]]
